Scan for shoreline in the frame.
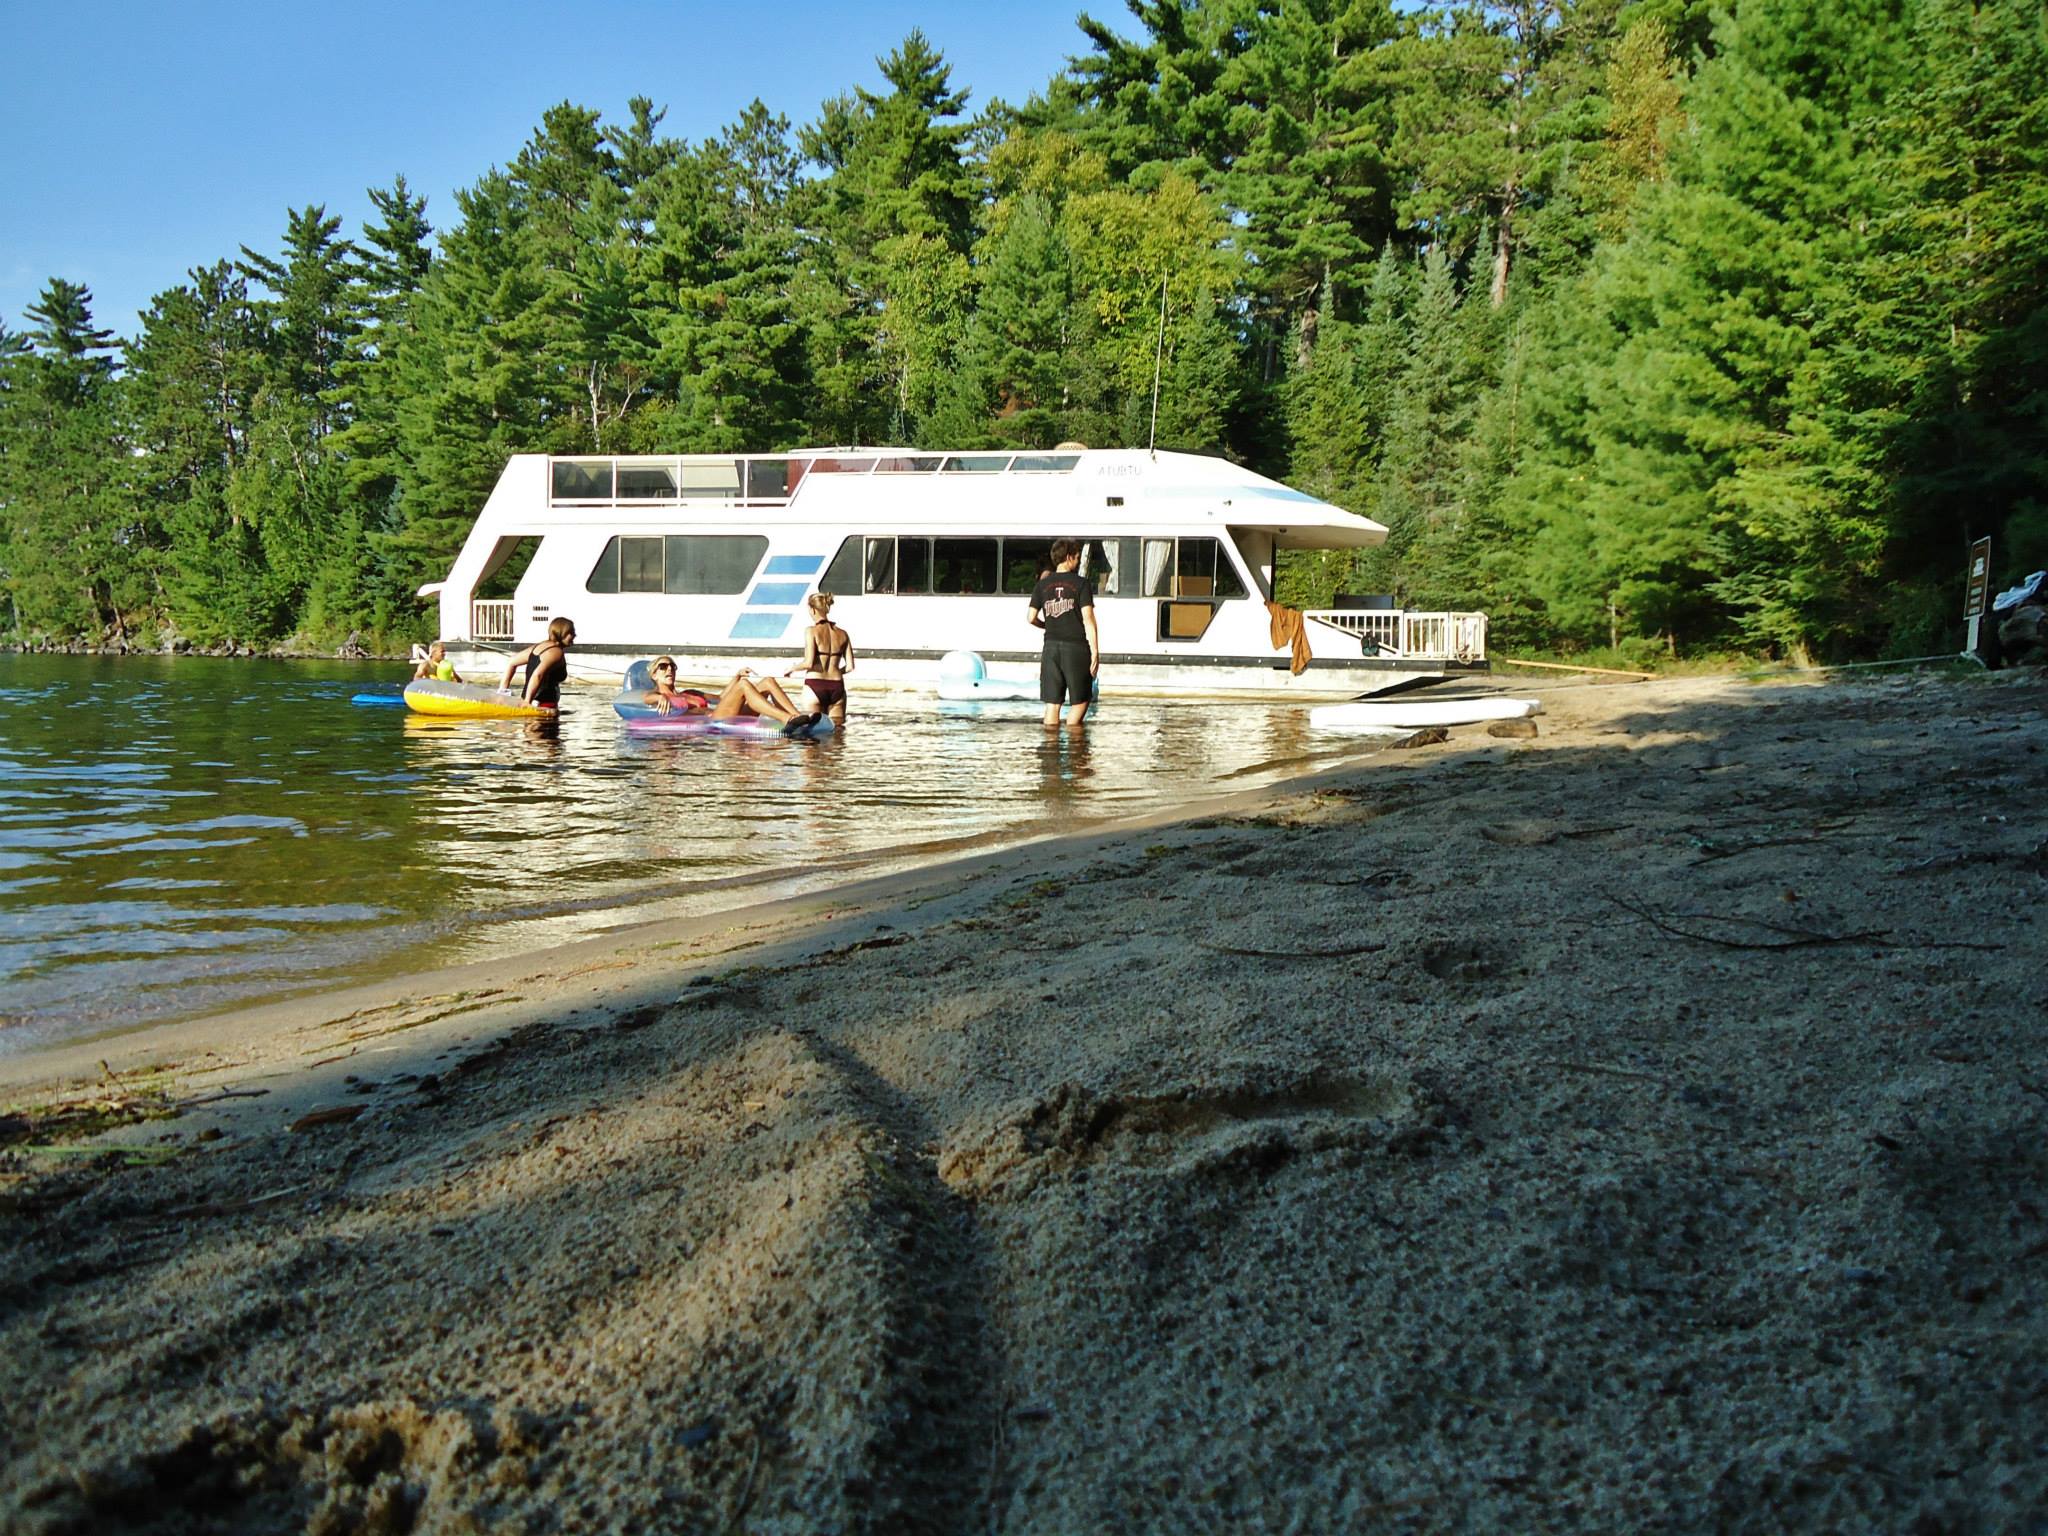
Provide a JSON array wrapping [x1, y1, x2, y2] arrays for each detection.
[[0, 720, 1417, 1099], [5, 667, 2046, 1530]]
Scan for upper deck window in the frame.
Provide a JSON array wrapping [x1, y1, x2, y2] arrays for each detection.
[[617, 464, 679, 500], [804, 456, 875, 475], [744, 459, 804, 500], [941, 454, 1012, 474], [552, 460, 614, 500], [677, 461, 741, 498], [872, 455, 943, 473], [1010, 454, 1080, 472]]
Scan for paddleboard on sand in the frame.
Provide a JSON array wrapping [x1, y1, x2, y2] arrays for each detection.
[[1309, 696, 1542, 730]]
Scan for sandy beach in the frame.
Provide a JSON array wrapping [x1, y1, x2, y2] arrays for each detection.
[[4, 667, 2045, 1533]]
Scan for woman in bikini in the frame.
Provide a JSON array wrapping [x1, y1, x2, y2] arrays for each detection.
[[788, 591, 854, 725]]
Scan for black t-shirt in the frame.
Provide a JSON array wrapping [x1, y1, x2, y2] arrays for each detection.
[[1031, 571, 1094, 646]]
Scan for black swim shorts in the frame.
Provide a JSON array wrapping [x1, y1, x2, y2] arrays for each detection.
[[1040, 642, 1093, 705]]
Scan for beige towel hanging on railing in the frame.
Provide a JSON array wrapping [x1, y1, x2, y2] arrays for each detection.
[[1266, 601, 1311, 675]]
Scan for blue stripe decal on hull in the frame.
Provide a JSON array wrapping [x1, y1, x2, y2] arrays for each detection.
[[730, 613, 793, 641], [763, 555, 824, 576], [747, 581, 812, 607]]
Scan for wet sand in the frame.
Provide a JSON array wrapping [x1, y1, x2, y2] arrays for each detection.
[[4, 668, 2046, 1533]]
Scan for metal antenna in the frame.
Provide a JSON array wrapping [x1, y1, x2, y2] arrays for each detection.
[[1148, 271, 1167, 456]]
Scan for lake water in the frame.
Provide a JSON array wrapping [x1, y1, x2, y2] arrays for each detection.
[[0, 655, 1379, 1054]]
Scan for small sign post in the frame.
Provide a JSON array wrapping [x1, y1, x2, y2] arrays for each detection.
[[1964, 536, 1992, 656]]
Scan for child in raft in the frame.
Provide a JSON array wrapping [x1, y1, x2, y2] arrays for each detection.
[[645, 658, 823, 732], [412, 641, 462, 683]]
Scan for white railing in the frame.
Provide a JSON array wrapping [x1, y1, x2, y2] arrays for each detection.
[[1304, 609, 1488, 662], [545, 450, 1083, 506], [471, 600, 515, 641]]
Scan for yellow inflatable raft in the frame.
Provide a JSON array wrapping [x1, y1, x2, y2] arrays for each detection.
[[402, 680, 556, 719]]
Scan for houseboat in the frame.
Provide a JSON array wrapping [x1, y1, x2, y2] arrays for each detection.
[[422, 448, 1489, 698]]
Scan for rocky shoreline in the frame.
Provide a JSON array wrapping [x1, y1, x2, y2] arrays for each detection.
[[2, 632, 404, 661]]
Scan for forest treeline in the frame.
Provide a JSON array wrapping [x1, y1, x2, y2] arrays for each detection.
[[1, 0, 2042, 660]]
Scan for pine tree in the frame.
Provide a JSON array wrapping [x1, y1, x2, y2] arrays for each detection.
[[125, 262, 280, 643], [1384, 1, 1625, 307], [798, 33, 981, 443], [328, 177, 435, 636], [0, 281, 143, 640], [390, 170, 548, 596], [1065, 0, 1237, 181], [1216, 0, 1402, 369], [647, 105, 808, 451]]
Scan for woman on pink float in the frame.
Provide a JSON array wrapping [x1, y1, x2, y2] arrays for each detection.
[[645, 656, 819, 730]]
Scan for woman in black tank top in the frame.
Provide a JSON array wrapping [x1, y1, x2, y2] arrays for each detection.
[[498, 616, 576, 707]]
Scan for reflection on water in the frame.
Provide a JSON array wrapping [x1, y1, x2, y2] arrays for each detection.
[[0, 655, 1376, 1052]]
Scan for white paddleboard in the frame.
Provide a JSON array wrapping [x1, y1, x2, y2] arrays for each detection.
[[1309, 696, 1542, 730]]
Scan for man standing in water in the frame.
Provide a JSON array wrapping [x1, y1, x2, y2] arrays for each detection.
[[1029, 539, 1099, 728]]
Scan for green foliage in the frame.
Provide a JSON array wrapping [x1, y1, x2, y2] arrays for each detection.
[[1, 0, 2040, 661]]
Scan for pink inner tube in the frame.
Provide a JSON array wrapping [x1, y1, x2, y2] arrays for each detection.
[[620, 710, 832, 738]]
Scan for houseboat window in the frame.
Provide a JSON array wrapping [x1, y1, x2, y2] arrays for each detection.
[[898, 537, 932, 593], [586, 539, 621, 593], [1001, 538, 1054, 594], [1011, 453, 1080, 472], [616, 463, 679, 500], [662, 535, 768, 594], [863, 538, 895, 594], [1203, 540, 1248, 598], [552, 459, 614, 501], [805, 456, 874, 475], [745, 459, 802, 500], [1141, 537, 1247, 600], [620, 537, 665, 593], [476, 536, 540, 598], [585, 535, 767, 594], [872, 455, 943, 473], [933, 538, 999, 594], [1078, 538, 1122, 595], [824, 536, 864, 595], [940, 454, 1012, 474], [677, 460, 741, 498]]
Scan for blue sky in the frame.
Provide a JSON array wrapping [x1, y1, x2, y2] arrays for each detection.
[[0, 0, 1100, 343]]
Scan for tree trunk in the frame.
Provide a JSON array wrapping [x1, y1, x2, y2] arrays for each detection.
[[1491, 191, 1517, 309]]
